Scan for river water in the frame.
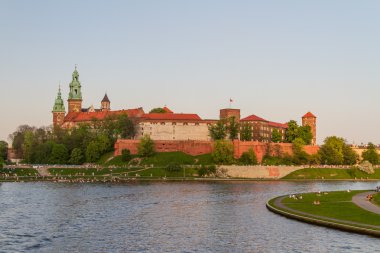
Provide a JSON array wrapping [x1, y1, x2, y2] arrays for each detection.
[[0, 181, 379, 253]]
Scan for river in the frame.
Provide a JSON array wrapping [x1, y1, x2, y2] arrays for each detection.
[[0, 181, 379, 252]]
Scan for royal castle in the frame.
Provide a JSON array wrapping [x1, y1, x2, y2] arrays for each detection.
[[52, 67, 317, 145]]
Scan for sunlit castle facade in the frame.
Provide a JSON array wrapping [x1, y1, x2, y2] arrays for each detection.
[[52, 67, 317, 144]]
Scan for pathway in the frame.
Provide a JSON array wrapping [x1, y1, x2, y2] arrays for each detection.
[[352, 191, 380, 215], [36, 167, 52, 177]]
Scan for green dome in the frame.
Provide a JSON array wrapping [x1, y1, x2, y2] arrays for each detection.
[[52, 86, 66, 112], [68, 65, 82, 100]]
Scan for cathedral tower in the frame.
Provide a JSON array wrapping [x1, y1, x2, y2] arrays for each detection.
[[52, 86, 66, 126], [302, 112, 317, 145], [68, 66, 83, 112], [101, 93, 110, 111]]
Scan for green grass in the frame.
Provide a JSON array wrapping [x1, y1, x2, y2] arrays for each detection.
[[280, 190, 380, 227], [106, 152, 215, 167], [48, 166, 199, 178], [283, 168, 380, 180], [372, 193, 380, 207], [0, 168, 39, 177], [97, 151, 115, 165]]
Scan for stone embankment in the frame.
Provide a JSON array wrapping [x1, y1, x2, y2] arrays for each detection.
[[219, 165, 302, 179]]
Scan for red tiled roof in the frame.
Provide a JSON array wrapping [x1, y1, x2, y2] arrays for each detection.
[[302, 112, 316, 118], [163, 106, 173, 113], [268, 121, 288, 129], [64, 108, 145, 122], [240, 114, 268, 122], [141, 113, 202, 121]]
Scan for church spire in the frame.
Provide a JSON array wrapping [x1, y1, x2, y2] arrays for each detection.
[[52, 85, 65, 112], [101, 93, 111, 111], [68, 65, 83, 112]]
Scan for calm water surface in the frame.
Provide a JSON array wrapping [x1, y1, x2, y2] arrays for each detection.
[[0, 181, 379, 253]]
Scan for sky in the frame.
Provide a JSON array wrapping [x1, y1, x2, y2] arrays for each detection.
[[0, 0, 379, 145]]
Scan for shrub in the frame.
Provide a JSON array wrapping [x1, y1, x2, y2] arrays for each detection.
[[166, 162, 182, 172], [198, 165, 217, 177], [239, 148, 258, 165], [121, 149, 132, 162], [138, 135, 155, 157], [212, 140, 234, 164]]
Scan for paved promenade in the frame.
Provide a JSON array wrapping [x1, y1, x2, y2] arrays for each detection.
[[352, 191, 380, 215]]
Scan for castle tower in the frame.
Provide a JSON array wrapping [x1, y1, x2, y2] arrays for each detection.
[[302, 112, 317, 145], [219, 108, 241, 121], [52, 86, 66, 126], [101, 93, 110, 111], [68, 66, 83, 112]]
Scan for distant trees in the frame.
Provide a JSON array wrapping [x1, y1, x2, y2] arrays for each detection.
[[227, 117, 239, 140], [285, 120, 312, 145], [318, 136, 358, 165], [121, 149, 132, 162], [271, 129, 282, 143], [240, 123, 252, 141], [0, 141, 8, 162], [239, 148, 258, 165], [209, 120, 228, 140], [149, 108, 166, 113], [362, 143, 379, 165], [7, 113, 135, 165]]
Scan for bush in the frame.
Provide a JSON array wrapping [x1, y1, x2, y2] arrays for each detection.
[[138, 135, 155, 157], [121, 149, 132, 162], [198, 165, 217, 177], [239, 148, 258, 165], [212, 140, 234, 164]]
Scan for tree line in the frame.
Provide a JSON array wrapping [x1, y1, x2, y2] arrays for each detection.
[[6, 114, 135, 165]]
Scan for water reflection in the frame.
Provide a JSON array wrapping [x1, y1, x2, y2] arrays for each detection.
[[0, 181, 379, 252]]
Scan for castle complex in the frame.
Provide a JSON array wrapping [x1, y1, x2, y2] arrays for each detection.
[[52, 67, 317, 144]]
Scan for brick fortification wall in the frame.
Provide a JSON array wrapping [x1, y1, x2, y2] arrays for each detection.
[[114, 139, 319, 162], [114, 140, 213, 156]]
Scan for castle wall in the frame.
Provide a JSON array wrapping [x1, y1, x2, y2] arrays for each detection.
[[136, 122, 211, 141], [114, 139, 319, 162]]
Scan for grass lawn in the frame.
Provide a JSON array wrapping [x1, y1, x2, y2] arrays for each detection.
[[0, 168, 39, 177], [279, 190, 380, 228], [283, 168, 380, 180], [97, 151, 115, 165], [372, 193, 380, 207], [106, 152, 214, 167]]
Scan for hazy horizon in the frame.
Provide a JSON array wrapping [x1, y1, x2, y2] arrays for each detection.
[[1, 1, 379, 145]]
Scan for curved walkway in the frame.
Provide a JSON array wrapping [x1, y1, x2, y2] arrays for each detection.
[[352, 191, 380, 215]]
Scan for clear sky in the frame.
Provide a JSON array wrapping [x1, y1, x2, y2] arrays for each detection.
[[1, 0, 379, 145]]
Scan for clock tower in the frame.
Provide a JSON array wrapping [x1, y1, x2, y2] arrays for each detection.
[[68, 65, 83, 113]]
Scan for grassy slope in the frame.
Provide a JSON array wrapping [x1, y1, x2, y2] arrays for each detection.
[[106, 152, 214, 167], [281, 190, 380, 227], [283, 168, 380, 180]]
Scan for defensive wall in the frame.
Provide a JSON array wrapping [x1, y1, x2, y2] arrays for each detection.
[[219, 165, 302, 179], [114, 139, 319, 162]]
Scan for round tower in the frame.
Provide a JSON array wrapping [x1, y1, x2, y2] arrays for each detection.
[[101, 93, 110, 111], [302, 112, 317, 145], [68, 66, 83, 112], [52, 86, 66, 126]]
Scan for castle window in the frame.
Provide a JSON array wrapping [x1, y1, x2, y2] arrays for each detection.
[[195, 123, 199, 126], [161, 122, 165, 125], [184, 122, 188, 126], [172, 122, 176, 125]]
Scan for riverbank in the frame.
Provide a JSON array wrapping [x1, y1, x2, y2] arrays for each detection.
[[267, 190, 380, 237]]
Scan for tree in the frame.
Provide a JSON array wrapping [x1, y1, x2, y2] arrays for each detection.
[[239, 148, 258, 165], [86, 141, 102, 163], [212, 140, 234, 164], [209, 120, 227, 140], [292, 138, 310, 165], [318, 136, 357, 165], [0, 141, 8, 161], [121, 149, 132, 162], [285, 120, 299, 143], [298, 125, 313, 145], [240, 123, 252, 141], [149, 108, 166, 113], [49, 144, 68, 164], [227, 117, 239, 140], [271, 129, 282, 143], [69, 148, 84, 165], [138, 135, 155, 157], [362, 143, 379, 165]]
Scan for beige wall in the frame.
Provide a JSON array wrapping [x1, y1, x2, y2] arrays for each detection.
[[137, 121, 211, 141], [220, 165, 302, 179]]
